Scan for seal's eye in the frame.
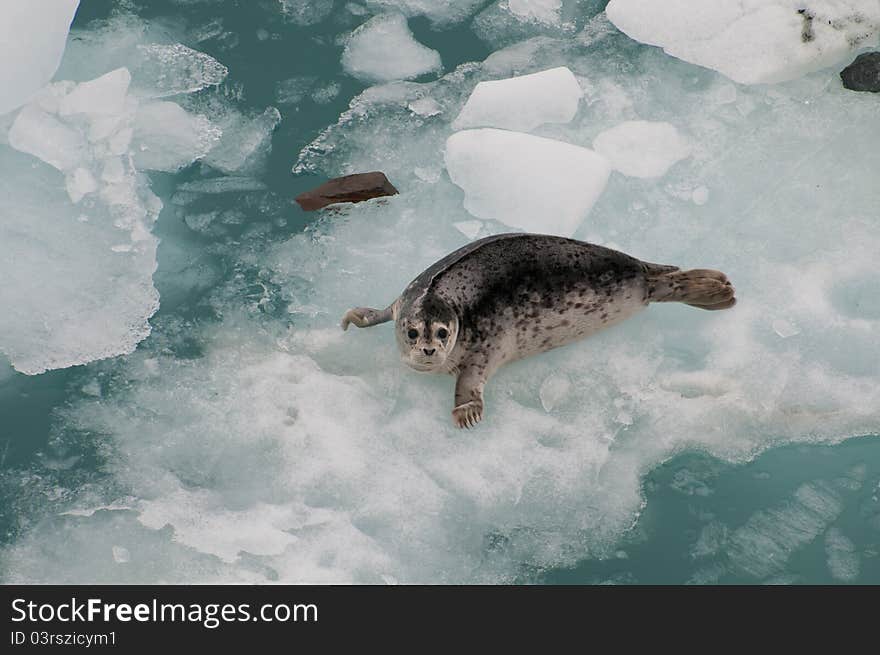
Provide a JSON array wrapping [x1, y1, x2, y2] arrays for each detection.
[[437, 328, 448, 340], [407, 328, 419, 340]]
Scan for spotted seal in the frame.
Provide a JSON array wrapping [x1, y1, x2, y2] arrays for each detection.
[[342, 233, 735, 428]]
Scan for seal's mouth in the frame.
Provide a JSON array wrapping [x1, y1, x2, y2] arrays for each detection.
[[406, 358, 440, 372]]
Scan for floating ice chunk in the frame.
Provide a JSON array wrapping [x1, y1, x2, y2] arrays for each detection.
[[278, 0, 335, 25], [365, 1, 486, 26], [58, 68, 131, 117], [692, 521, 728, 558], [825, 527, 859, 582], [312, 81, 341, 104], [509, 0, 562, 25], [132, 44, 228, 98], [444, 128, 611, 236], [8, 106, 88, 171], [605, 0, 880, 84], [341, 13, 442, 84], [452, 66, 581, 132], [133, 101, 221, 172], [275, 76, 317, 104], [202, 107, 281, 175], [726, 482, 843, 579], [0, 0, 80, 115], [178, 177, 268, 193], [57, 16, 228, 100], [0, 149, 159, 375], [472, 0, 601, 48], [592, 120, 691, 178]]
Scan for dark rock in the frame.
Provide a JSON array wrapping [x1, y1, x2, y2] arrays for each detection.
[[840, 52, 880, 93], [295, 172, 399, 211]]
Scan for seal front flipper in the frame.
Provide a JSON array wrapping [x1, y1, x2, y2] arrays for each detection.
[[452, 365, 487, 429], [341, 305, 394, 330]]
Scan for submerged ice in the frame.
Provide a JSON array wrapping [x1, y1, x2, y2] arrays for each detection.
[[2, 3, 880, 584]]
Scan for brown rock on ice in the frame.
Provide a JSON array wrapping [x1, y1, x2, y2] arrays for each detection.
[[295, 172, 399, 211]]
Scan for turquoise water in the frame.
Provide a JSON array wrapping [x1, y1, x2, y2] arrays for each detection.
[[1, 0, 878, 584]]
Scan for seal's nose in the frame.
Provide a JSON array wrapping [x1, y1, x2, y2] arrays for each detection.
[[422, 348, 436, 356]]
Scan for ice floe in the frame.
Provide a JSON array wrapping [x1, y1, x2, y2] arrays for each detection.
[[606, 0, 880, 84], [452, 66, 582, 132], [341, 13, 442, 84], [0, 9, 265, 374], [445, 128, 611, 236], [0, 0, 80, 116]]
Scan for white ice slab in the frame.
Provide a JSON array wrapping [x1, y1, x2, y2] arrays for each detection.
[[341, 13, 442, 84], [0, 0, 80, 115], [445, 128, 611, 236], [452, 66, 581, 132]]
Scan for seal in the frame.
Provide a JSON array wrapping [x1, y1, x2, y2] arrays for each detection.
[[342, 233, 735, 428]]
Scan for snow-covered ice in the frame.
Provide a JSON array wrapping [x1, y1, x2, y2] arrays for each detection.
[[0, 0, 80, 116], [445, 128, 611, 236], [592, 120, 691, 178], [606, 0, 880, 84], [452, 66, 581, 132], [341, 13, 442, 84]]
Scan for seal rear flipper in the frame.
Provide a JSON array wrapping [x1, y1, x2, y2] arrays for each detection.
[[648, 268, 736, 310]]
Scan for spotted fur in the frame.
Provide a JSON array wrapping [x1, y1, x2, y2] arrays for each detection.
[[342, 233, 735, 428]]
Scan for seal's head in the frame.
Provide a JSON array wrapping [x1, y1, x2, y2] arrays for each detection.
[[396, 296, 458, 372]]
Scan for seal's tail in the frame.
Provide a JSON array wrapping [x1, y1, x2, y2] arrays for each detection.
[[647, 267, 736, 311]]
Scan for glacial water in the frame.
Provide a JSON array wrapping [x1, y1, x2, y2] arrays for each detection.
[[0, 1, 878, 584]]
